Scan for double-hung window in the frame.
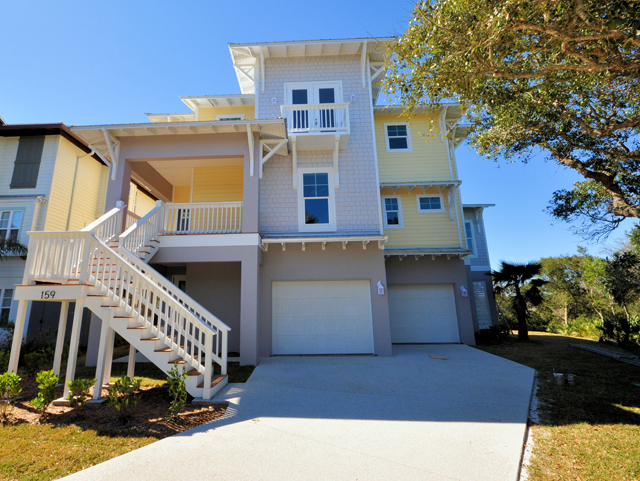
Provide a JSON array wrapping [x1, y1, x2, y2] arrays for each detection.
[[0, 211, 22, 240], [298, 169, 336, 232], [382, 196, 403, 228], [0, 289, 13, 328], [384, 123, 412, 152], [416, 195, 444, 213], [465, 221, 476, 256]]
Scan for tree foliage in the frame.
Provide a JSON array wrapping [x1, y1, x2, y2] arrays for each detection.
[[491, 261, 547, 341], [0, 237, 27, 260], [385, 0, 640, 237]]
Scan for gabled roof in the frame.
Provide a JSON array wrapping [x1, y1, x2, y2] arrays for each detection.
[[228, 37, 395, 99]]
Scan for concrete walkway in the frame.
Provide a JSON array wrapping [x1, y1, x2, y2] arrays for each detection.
[[64, 345, 534, 481]]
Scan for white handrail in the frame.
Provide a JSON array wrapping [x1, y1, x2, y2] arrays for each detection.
[[281, 103, 350, 134], [126, 211, 141, 229], [120, 201, 164, 258], [163, 202, 243, 234], [82, 205, 125, 244]]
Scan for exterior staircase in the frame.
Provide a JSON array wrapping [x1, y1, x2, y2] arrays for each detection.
[[17, 204, 230, 400]]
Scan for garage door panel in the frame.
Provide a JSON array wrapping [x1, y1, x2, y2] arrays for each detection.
[[272, 280, 374, 355], [389, 284, 459, 343]]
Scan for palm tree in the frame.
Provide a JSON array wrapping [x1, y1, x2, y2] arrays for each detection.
[[0, 237, 28, 260], [490, 262, 546, 341]]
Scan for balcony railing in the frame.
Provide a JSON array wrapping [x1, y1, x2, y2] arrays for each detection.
[[281, 103, 350, 134], [163, 202, 243, 235]]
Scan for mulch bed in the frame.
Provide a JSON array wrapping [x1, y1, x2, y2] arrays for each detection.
[[0, 378, 228, 438]]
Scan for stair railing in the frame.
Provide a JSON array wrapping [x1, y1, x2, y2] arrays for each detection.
[[119, 200, 164, 259]]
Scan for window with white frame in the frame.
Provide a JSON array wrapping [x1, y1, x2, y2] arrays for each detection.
[[1, 289, 13, 328], [465, 221, 476, 256], [384, 123, 412, 152], [416, 195, 444, 213], [298, 169, 336, 232], [0, 211, 23, 240], [382, 196, 403, 228]]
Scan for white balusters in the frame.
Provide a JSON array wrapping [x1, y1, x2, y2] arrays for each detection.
[[163, 202, 243, 235], [281, 103, 350, 134]]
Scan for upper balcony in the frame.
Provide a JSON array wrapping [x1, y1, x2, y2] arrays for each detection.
[[281, 103, 350, 151]]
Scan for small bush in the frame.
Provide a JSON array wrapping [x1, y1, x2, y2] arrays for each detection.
[[0, 351, 9, 374], [30, 370, 59, 416], [167, 364, 188, 420], [0, 372, 21, 419], [23, 346, 54, 379], [67, 378, 95, 410], [107, 375, 142, 421]]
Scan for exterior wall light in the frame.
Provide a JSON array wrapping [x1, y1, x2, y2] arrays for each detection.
[[460, 286, 468, 297], [377, 281, 385, 295]]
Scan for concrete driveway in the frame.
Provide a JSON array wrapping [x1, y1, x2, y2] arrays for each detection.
[[65, 345, 534, 481]]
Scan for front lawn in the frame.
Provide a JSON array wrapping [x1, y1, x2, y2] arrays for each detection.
[[477, 332, 640, 481], [0, 346, 254, 481]]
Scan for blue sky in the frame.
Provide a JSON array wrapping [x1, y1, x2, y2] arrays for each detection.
[[1, 1, 633, 267]]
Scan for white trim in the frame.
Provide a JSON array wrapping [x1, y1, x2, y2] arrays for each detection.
[[159, 233, 261, 248], [366, 56, 385, 235], [297, 167, 337, 233], [216, 114, 245, 121], [416, 194, 445, 213], [0, 209, 24, 240], [284, 81, 344, 105], [384, 122, 412, 152], [382, 195, 403, 229]]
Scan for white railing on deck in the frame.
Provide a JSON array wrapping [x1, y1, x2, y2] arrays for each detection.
[[82, 206, 124, 244], [163, 202, 242, 234], [126, 211, 141, 230], [281, 103, 350, 134], [120, 201, 164, 258], [23, 205, 230, 396]]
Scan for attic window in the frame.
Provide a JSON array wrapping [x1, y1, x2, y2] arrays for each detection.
[[216, 114, 245, 121]]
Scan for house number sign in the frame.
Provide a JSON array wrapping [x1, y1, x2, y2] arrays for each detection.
[[40, 290, 56, 299]]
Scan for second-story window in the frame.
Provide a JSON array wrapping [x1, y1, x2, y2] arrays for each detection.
[[382, 196, 403, 228], [11, 136, 45, 189], [416, 195, 444, 213], [0, 210, 23, 240], [465, 221, 476, 256], [298, 168, 336, 232], [384, 123, 412, 152]]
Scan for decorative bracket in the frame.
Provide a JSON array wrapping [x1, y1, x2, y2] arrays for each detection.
[[101, 129, 121, 181], [259, 139, 288, 179]]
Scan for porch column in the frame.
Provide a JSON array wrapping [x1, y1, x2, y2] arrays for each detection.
[[63, 300, 84, 399], [242, 133, 260, 233], [127, 344, 136, 378], [92, 311, 112, 400], [7, 300, 28, 373], [102, 327, 116, 386], [52, 301, 70, 376], [240, 248, 260, 366], [105, 157, 132, 211]]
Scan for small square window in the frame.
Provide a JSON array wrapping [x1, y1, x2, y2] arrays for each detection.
[[416, 196, 444, 213], [383, 196, 403, 228], [0, 211, 22, 240], [385, 123, 412, 152]]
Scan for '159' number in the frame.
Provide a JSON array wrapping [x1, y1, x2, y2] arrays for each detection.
[[41, 291, 56, 299]]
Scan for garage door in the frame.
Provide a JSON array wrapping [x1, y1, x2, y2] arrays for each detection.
[[388, 284, 460, 343], [272, 280, 374, 355]]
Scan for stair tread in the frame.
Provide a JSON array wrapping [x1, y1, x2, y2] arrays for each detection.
[[186, 369, 200, 376], [197, 375, 227, 389], [141, 337, 160, 341], [169, 359, 187, 364], [114, 316, 134, 319], [154, 348, 173, 353], [127, 326, 146, 330]]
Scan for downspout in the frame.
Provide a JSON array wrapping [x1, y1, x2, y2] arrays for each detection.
[[66, 149, 95, 230], [446, 137, 464, 249]]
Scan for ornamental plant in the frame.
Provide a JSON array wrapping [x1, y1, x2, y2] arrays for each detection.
[[67, 378, 95, 411], [167, 364, 188, 421], [30, 370, 59, 416], [107, 375, 142, 421], [0, 372, 21, 419]]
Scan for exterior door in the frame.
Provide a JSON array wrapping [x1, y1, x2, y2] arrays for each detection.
[[388, 284, 460, 343], [286, 83, 341, 131]]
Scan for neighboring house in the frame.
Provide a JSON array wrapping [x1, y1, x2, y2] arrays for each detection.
[[0, 123, 154, 340], [7, 37, 499, 402], [463, 205, 499, 330]]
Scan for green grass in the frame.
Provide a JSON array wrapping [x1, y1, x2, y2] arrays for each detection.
[[477, 332, 640, 481]]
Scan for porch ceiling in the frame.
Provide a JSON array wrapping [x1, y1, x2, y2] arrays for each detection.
[[146, 157, 243, 187]]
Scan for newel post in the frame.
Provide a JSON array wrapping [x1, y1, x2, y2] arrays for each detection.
[[202, 332, 214, 400]]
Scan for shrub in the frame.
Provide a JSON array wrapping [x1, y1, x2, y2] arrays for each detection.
[[30, 370, 59, 416], [0, 351, 9, 374], [0, 372, 21, 419], [23, 346, 54, 379], [67, 378, 95, 410], [167, 364, 188, 420], [107, 375, 142, 421]]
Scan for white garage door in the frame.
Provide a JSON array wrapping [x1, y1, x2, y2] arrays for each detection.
[[272, 280, 374, 355], [388, 284, 460, 343]]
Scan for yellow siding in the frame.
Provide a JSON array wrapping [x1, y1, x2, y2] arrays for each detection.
[[128, 183, 156, 217], [197, 106, 255, 121], [381, 187, 461, 249], [192, 166, 243, 202], [375, 113, 452, 183], [173, 186, 191, 203], [45, 138, 108, 231]]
